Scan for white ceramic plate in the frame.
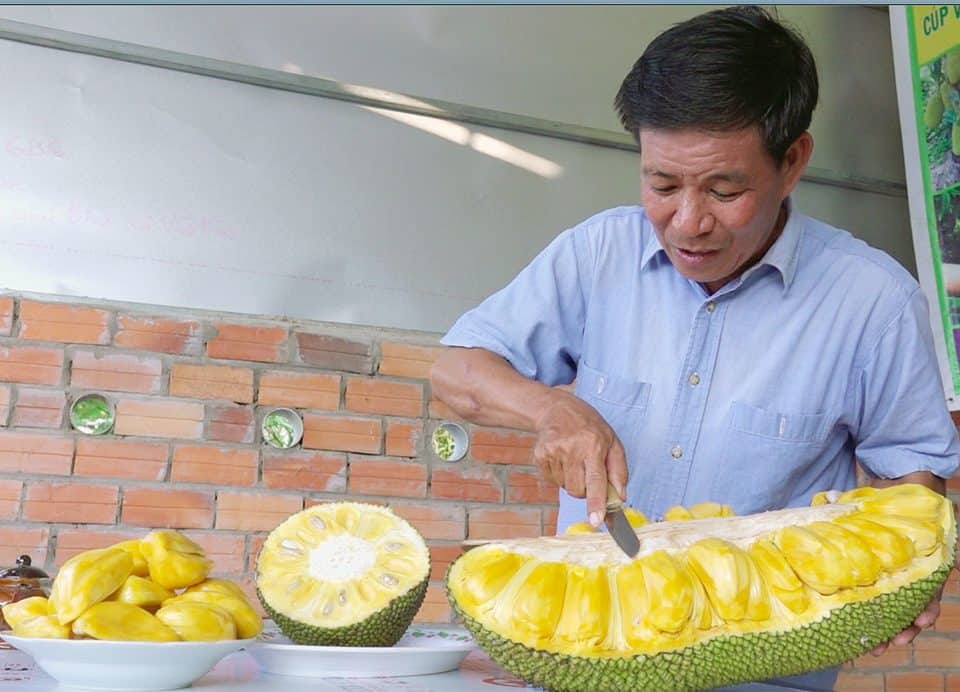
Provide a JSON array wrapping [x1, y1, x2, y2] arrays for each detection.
[[0, 632, 255, 691], [248, 622, 476, 678]]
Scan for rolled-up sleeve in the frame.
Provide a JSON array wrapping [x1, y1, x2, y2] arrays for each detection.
[[854, 287, 960, 480], [441, 227, 593, 387]]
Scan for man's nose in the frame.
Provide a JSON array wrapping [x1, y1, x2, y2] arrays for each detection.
[[672, 194, 712, 237]]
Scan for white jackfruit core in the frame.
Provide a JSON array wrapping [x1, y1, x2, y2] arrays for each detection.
[[308, 535, 376, 582]]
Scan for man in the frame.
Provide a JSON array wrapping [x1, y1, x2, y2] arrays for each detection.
[[431, 6, 959, 691]]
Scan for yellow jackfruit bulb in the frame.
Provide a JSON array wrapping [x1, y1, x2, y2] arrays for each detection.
[[858, 514, 943, 556], [12, 614, 71, 639], [109, 575, 175, 610], [925, 95, 945, 129], [185, 578, 250, 602], [689, 502, 735, 519], [565, 522, 597, 535], [111, 539, 150, 577], [155, 601, 237, 641], [506, 562, 568, 645], [805, 522, 882, 586], [946, 50, 960, 85], [624, 507, 648, 527], [834, 515, 916, 571], [71, 602, 180, 642], [453, 549, 530, 611], [663, 505, 693, 521], [638, 551, 693, 633], [774, 525, 848, 595], [836, 486, 877, 503], [50, 547, 134, 625], [140, 530, 212, 590], [859, 484, 945, 522], [953, 122, 960, 156], [165, 591, 263, 639], [553, 566, 610, 651], [615, 561, 651, 646], [2, 596, 51, 629], [686, 539, 768, 622]]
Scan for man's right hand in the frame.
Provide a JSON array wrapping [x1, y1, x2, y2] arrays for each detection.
[[532, 390, 629, 527]]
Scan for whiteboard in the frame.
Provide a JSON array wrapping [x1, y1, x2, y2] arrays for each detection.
[[0, 6, 915, 333]]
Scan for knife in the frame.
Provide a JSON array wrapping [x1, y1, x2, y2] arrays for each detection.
[[603, 483, 640, 557]]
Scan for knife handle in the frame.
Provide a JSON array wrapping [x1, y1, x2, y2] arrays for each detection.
[[606, 482, 623, 511]]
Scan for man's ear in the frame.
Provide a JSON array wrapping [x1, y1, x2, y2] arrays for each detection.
[[779, 131, 814, 197]]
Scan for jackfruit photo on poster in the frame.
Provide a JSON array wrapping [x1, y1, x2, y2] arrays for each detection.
[[920, 50, 960, 191]]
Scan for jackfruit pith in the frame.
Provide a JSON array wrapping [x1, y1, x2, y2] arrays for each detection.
[[3, 530, 260, 642], [447, 484, 956, 692], [256, 501, 430, 646]]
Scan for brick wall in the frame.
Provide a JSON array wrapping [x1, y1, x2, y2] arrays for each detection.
[[3, 291, 960, 689], [0, 292, 554, 627]]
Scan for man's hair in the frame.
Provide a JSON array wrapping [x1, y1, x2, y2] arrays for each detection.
[[614, 6, 818, 164]]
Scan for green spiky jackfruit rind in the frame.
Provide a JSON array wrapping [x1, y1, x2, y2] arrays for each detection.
[[258, 576, 428, 647], [448, 562, 951, 692]]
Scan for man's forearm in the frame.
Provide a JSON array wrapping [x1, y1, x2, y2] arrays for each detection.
[[869, 470, 946, 496], [429, 347, 562, 431]]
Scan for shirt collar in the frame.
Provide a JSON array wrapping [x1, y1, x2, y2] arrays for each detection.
[[639, 197, 804, 294]]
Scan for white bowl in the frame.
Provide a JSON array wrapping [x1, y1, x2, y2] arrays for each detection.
[[0, 632, 254, 691]]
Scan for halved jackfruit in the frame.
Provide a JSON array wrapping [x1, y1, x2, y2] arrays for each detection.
[[446, 484, 955, 691], [257, 502, 430, 646]]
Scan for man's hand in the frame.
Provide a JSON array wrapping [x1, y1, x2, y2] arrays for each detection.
[[532, 390, 628, 527]]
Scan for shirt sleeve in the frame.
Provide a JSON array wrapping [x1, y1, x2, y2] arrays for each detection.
[[440, 226, 593, 386], [854, 286, 960, 480]]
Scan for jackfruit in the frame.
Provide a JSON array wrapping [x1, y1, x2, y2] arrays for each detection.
[[49, 547, 133, 625], [108, 575, 174, 610], [1, 596, 51, 629], [947, 49, 960, 85], [941, 83, 958, 114], [925, 95, 945, 130], [164, 590, 262, 639], [155, 601, 237, 641], [256, 501, 430, 646], [446, 484, 955, 691], [139, 530, 212, 590], [11, 614, 70, 639], [71, 602, 180, 642]]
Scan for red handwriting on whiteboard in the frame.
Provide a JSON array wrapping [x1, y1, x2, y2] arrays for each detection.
[[5, 136, 65, 159]]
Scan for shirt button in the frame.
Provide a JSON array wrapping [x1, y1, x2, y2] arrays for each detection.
[[670, 445, 683, 459], [688, 372, 701, 386], [705, 301, 716, 313]]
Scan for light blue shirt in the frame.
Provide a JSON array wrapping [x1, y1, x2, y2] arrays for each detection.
[[442, 204, 959, 529], [442, 203, 959, 691]]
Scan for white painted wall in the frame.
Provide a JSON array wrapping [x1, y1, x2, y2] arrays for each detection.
[[0, 6, 911, 332]]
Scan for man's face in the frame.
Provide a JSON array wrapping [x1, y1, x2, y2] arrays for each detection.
[[639, 127, 808, 294]]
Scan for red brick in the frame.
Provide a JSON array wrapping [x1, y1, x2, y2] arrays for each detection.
[[171, 444, 258, 486], [935, 598, 960, 632], [390, 503, 465, 540], [913, 633, 960, 667], [345, 378, 423, 417], [12, 387, 65, 428], [121, 487, 214, 529], [543, 506, 559, 536], [207, 404, 255, 444], [207, 323, 287, 363], [415, 584, 451, 623], [0, 431, 73, 474], [0, 296, 12, 336], [216, 491, 302, 531], [19, 300, 111, 344], [946, 569, 960, 597], [431, 465, 503, 502], [349, 457, 427, 498], [248, 535, 266, 572], [302, 413, 382, 454], [74, 437, 168, 481], [385, 420, 423, 457], [23, 481, 118, 524], [948, 674, 960, 692], [0, 479, 22, 520], [70, 351, 163, 393], [114, 314, 202, 355], [0, 345, 64, 385], [0, 384, 9, 426], [429, 544, 463, 581], [170, 363, 254, 403], [471, 428, 535, 465], [428, 397, 463, 422], [296, 332, 374, 374], [114, 398, 204, 439], [258, 371, 340, 410], [506, 469, 559, 504], [468, 507, 541, 540], [53, 528, 144, 566], [261, 450, 346, 492], [184, 532, 246, 575], [378, 342, 442, 379], [834, 672, 885, 691], [886, 672, 944, 692], [0, 526, 49, 566]]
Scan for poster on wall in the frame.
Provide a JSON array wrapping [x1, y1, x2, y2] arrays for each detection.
[[890, 5, 960, 409]]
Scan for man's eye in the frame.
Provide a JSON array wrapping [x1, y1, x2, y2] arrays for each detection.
[[651, 186, 676, 194], [711, 190, 742, 201]]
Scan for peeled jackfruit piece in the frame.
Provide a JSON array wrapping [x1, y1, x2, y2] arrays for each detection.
[[2, 597, 52, 630], [155, 601, 237, 641], [113, 539, 150, 577], [564, 522, 597, 536], [624, 507, 648, 527], [664, 502, 735, 521], [71, 602, 180, 642], [165, 591, 262, 639], [109, 575, 174, 610], [446, 484, 954, 691], [49, 547, 133, 625], [257, 502, 430, 647], [185, 578, 249, 601], [139, 530, 212, 590], [12, 614, 70, 639]]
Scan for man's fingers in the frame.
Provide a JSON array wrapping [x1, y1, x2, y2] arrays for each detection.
[[585, 458, 608, 528], [605, 439, 629, 500], [563, 462, 586, 500]]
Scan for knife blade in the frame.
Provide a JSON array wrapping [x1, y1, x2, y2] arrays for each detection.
[[602, 483, 640, 558]]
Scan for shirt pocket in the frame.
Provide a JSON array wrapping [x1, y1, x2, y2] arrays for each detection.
[[713, 401, 829, 512], [574, 362, 652, 453]]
